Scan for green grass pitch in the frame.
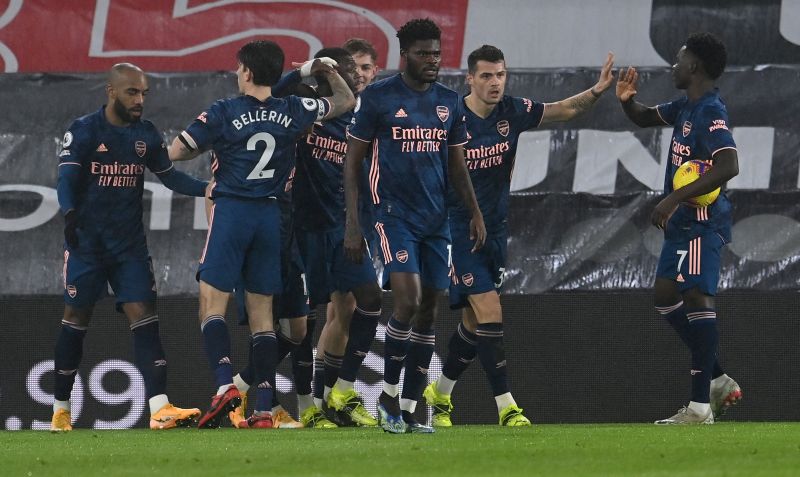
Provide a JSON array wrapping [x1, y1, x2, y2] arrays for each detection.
[[3, 423, 799, 476]]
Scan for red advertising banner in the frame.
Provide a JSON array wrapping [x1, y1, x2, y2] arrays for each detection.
[[0, 0, 468, 72]]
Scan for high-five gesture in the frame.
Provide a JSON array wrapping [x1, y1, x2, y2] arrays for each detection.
[[592, 52, 616, 96], [616, 66, 639, 102]]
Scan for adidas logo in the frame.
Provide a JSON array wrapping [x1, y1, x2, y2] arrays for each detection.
[[389, 355, 406, 362], [154, 359, 167, 367], [96, 143, 108, 152], [676, 273, 685, 283], [354, 350, 368, 357], [690, 369, 702, 375], [416, 366, 429, 374], [218, 357, 231, 365], [395, 108, 407, 118], [258, 380, 272, 389], [496, 360, 507, 369]]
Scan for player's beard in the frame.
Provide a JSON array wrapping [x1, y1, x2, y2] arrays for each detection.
[[113, 99, 142, 123], [409, 64, 438, 84]]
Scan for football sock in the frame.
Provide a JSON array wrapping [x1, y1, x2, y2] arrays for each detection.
[[401, 327, 435, 404], [252, 331, 277, 413], [686, 309, 718, 404], [277, 331, 299, 365], [200, 315, 233, 390], [313, 356, 325, 407], [688, 400, 711, 415], [659, 302, 725, 379], [54, 321, 87, 402], [383, 317, 411, 387], [130, 315, 167, 399], [149, 394, 169, 416], [338, 306, 381, 382], [233, 373, 250, 394], [494, 392, 516, 413], [323, 351, 343, 397], [237, 336, 255, 388], [292, 314, 316, 397], [440, 322, 477, 387], [476, 323, 509, 397], [297, 393, 315, 414]]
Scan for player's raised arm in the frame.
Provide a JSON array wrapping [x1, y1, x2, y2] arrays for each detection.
[[317, 65, 356, 119], [448, 145, 486, 251], [343, 137, 370, 263], [540, 52, 614, 124], [616, 66, 665, 128]]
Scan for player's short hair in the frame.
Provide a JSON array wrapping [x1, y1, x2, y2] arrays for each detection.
[[685, 32, 727, 80], [396, 18, 441, 50], [467, 45, 505, 73], [236, 40, 284, 86], [314, 47, 354, 67], [343, 38, 378, 62]]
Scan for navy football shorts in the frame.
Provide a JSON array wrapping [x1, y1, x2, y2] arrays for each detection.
[[656, 230, 726, 296], [449, 227, 506, 310], [198, 196, 281, 295], [62, 250, 156, 310], [372, 215, 450, 290], [296, 225, 377, 306]]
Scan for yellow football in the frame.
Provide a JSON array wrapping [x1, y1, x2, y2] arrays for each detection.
[[672, 160, 720, 207]]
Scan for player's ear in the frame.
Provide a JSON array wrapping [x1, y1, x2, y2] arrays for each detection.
[[105, 83, 115, 99]]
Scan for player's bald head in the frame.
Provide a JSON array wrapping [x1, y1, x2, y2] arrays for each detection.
[[108, 63, 144, 86]]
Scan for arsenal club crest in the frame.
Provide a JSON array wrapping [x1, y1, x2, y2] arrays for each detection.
[[67, 285, 77, 298], [682, 121, 692, 138], [496, 120, 510, 137], [462, 273, 474, 287], [135, 141, 147, 157], [396, 250, 409, 263], [436, 105, 450, 122]]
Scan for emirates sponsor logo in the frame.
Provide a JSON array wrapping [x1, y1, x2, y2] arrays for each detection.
[[436, 105, 450, 122], [135, 141, 147, 157], [496, 120, 510, 137]]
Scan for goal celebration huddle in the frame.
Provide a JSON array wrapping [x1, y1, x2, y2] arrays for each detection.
[[52, 18, 741, 433]]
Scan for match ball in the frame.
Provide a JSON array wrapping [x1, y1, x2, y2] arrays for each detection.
[[672, 160, 720, 207]]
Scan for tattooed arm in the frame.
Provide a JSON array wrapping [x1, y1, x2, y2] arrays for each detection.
[[540, 52, 614, 124]]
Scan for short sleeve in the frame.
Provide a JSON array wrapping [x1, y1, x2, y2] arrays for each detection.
[[182, 100, 226, 151], [448, 99, 468, 146], [655, 97, 686, 126], [514, 97, 545, 131], [698, 105, 737, 158], [347, 88, 380, 143]]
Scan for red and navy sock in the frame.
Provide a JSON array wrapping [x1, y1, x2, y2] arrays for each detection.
[[383, 317, 411, 388], [338, 306, 381, 382], [400, 327, 435, 403], [658, 302, 725, 380], [323, 351, 343, 392], [476, 323, 509, 397], [441, 322, 477, 381], [292, 313, 316, 397], [200, 315, 233, 389], [252, 331, 277, 413], [130, 315, 167, 399], [686, 309, 719, 403], [54, 321, 87, 402]]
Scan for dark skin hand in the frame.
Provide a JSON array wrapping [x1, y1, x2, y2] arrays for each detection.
[[651, 149, 739, 228]]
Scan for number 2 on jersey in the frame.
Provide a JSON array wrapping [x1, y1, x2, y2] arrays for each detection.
[[246, 132, 276, 180]]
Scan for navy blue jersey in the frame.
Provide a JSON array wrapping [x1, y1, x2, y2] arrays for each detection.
[[183, 94, 328, 199], [448, 95, 544, 234], [656, 89, 737, 239], [293, 112, 351, 230], [57, 106, 174, 261], [348, 74, 468, 233]]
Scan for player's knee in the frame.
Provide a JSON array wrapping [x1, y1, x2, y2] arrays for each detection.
[[682, 287, 714, 309], [63, 305, 92, 327], [353, 285, 382, 312]]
